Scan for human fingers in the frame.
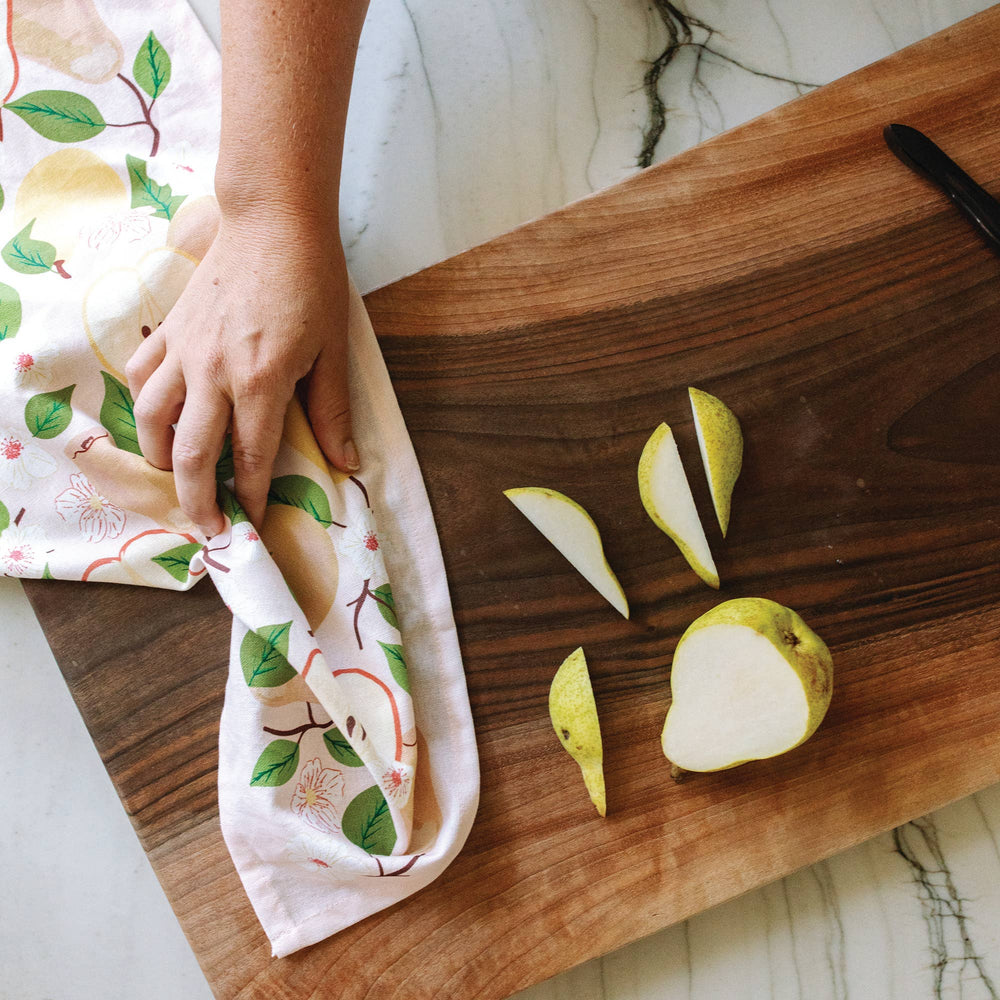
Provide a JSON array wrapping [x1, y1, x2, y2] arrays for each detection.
[[307, 338, 358, 474], [171, 379, 231, 536], [132, 358, 185, 471], [230, 387, 288, 528], [124, 324, 168, 402]]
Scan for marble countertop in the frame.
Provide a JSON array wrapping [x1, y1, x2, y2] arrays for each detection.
[[3, 1, 998, 997]]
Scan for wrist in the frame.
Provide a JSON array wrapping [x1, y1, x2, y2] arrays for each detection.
[[213, 158, 340, 235]]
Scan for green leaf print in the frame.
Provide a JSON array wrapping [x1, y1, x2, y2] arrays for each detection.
[[42, 563, 53, 580], [342, 784, 396, 855], [151, 542, 202, 583], [99, 371, 142, 455], [240, 621, 296, 687], [2, 221, 56, 276], [215, 435, 234, 482], [5, 90, 107, 142], [0, 283, 22, 340], [377, 640, 410, 694], [133, 32, 172, 100], [373, 584, 398, 629], [0, 500, 9, 535], [250, 739, 300, 787], [24, 384, 75, 439], [323, 727, 364, 767], [218, 484, 249, 525], [267, 475, 334, 527], [126, 154, 185, 220], [0, 183, 4, 212]]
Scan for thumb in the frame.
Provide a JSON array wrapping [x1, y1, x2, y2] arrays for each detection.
[[307, 340, 359, 474]]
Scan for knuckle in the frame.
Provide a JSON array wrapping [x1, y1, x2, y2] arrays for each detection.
[[234, 364, 278, 399], [172, 440, 211, 474], [232, 443, 269, 476], [132, 393, 162, 425], [124, 357, 143, 384]]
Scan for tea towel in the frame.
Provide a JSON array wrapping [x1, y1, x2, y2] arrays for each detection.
[[0, 0, 479, 957]]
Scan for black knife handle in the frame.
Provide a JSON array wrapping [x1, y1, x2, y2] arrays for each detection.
[[884, 123, 1000, 256]]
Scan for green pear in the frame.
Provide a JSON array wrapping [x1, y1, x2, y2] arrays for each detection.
[[504, 487, 629, 618], [638, 423, 719, 588], [549, 647, 606, 816], [662, 598, 833, 772], [689, 387, 743, 536]]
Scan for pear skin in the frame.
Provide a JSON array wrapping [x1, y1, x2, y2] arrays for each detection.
[[689, 387, 743, 536], [638, 423, 719, 588], [549, 647, 606, 817]]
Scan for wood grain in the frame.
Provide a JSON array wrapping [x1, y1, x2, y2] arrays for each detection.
[[23, 9, 1000, 998]]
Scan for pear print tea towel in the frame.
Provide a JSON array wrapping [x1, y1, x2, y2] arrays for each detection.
[[0, 0, 479, 957]]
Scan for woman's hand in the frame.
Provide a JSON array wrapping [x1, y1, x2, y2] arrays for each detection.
[[125, 209, 357, 536]]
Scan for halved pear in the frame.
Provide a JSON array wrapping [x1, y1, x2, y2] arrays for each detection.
[[504, 487, 629, 618], [638, 423, 719, 588], [662, 598, 833, 772], [549, 647, 605, 817], [689, 387, 743, 536]]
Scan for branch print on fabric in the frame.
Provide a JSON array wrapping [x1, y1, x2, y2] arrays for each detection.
[[2, 30, 174, 156]]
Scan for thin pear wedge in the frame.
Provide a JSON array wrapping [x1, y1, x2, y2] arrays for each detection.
[[662, 598, 833, 772], [638, 423, 719, 588], [549, 647, 606, 817], [689, 387, 743, 536], [504, 487, 629, 618]]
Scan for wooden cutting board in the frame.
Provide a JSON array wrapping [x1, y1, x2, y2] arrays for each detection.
[[23, 9, 1000, 998]]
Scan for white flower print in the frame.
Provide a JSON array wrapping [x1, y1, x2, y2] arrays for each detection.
[[85, 208, 154, 250], [337, 509, 386, 582], [381, 762, 414, 805], [0, 429, 58, 490], [290, 758, 346, 834], [233, 520, 265, 560], [11, 348, 53, 388], [0, 525, 44, 576], [285, 833, 375, 878], [54, 473, 126, 543]]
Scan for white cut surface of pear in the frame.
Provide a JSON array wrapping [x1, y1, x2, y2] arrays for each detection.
[[549, 646, 606, 817], [662, 598, 833, 772], [504, 487, 629, 618], [638, 423, 719, 588], [689, 387, 743, 537]]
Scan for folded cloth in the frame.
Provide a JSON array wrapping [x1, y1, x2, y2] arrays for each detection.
[[0, 0, 478, 957]]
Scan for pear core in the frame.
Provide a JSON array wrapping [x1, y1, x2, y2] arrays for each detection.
[[662, 598, 833, 772]]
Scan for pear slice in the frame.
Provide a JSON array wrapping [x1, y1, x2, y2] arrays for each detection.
[[504, 487, 629, 618], [549, 647, 605, 816], [689, 387, 743, 537], [662, 598, 833, 772], [638, 423, 719, 588]]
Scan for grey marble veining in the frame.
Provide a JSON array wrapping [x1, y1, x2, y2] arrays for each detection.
[[2, 0, 999, 997]]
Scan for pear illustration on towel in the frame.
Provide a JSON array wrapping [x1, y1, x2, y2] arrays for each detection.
[[12, 0, 124, 84]]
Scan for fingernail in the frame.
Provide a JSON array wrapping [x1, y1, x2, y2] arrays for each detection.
[[344, 440, 360, 471]]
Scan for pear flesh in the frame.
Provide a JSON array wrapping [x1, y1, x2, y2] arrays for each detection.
[[689, 387, 743, 537], [638, 423, 719, 588], [549, 647, 606, 817], [662, 598, 833, 772], [504, 487, 629, 618]]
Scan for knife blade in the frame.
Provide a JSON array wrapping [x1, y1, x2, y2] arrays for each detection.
[[883, 122, 1000, 256]]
